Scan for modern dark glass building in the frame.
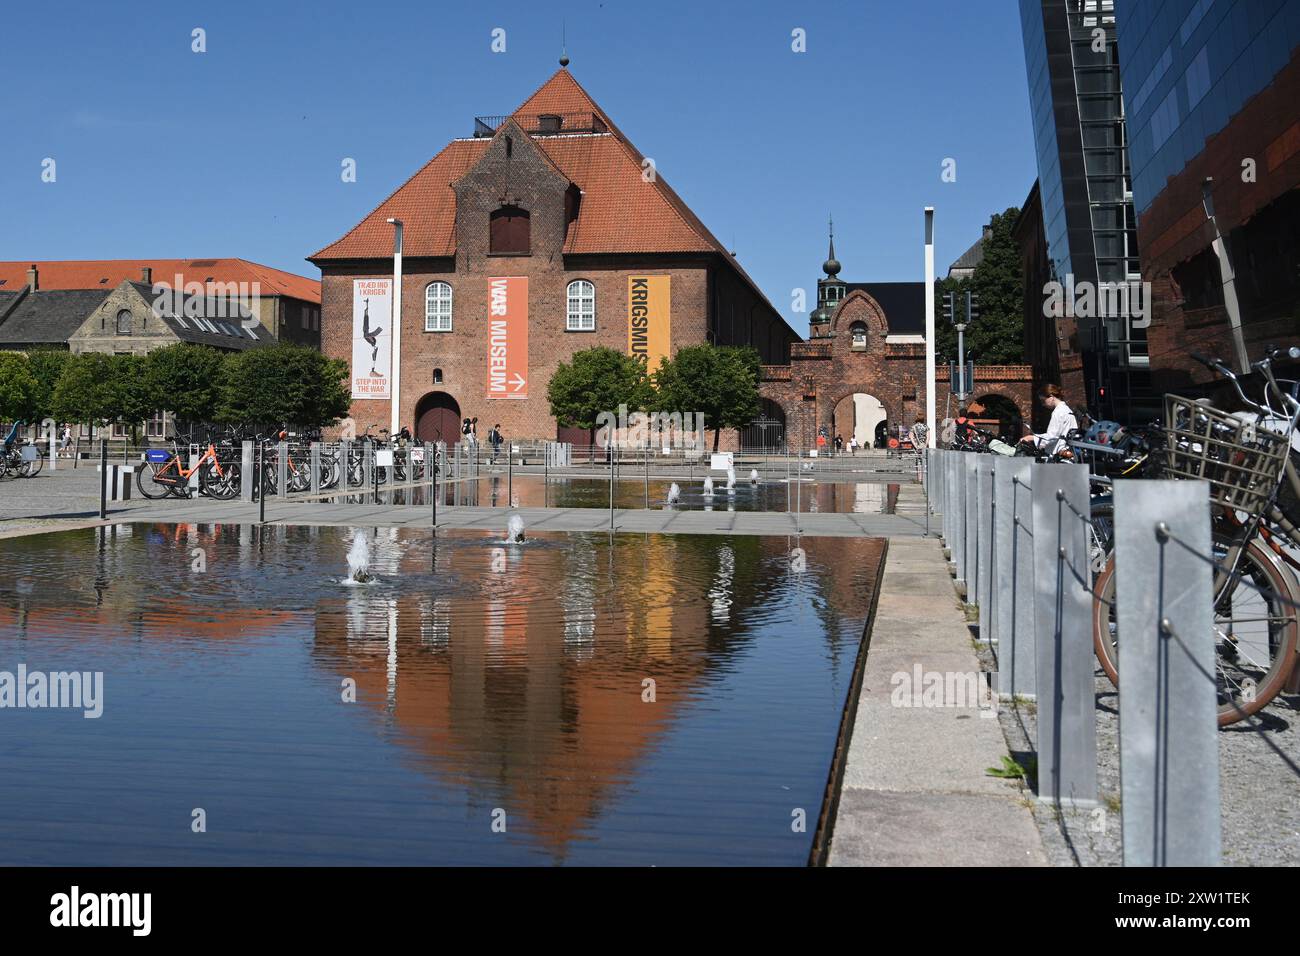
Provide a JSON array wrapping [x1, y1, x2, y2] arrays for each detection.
[[1116, 0, 1300, 390], [1019, 0, 1148, 419]]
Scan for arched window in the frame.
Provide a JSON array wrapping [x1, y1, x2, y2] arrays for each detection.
[[566, 280, 595, 331], [425, 282, 453, 331], [850, 321, 868, 351], [490, 205, 530, 255], [116, 309, 132, 334]]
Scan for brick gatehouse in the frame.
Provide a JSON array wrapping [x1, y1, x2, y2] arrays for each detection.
[[754, 241, 1034, 451]]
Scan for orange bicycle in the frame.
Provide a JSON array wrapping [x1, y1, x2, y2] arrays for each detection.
[[137, 438, 241, 500]]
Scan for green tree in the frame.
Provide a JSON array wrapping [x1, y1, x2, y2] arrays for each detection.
[[547, 346, 654, 443], [52, 353, 119, 431], [0, 352, 38, 422], [109, 354, 152, 443], [653, 344, 761, 450], [934, 206, 1025, 367], [143, 343, 227, 427], [22, 348, 71, 423], [216, 344, 350, 427]]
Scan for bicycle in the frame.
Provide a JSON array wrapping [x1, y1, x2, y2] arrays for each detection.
[[137, 436, 241, 500], [1090, 347, 1300, 725]]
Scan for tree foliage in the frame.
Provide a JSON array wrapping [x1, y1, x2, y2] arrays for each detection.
[[547, 346, 654, 432], [144, 343, 226, 425], [0, 352, 38, 422], [216, 344, 350, 428], [653, 344, 761, 450], [934, 206, 1025, 366]]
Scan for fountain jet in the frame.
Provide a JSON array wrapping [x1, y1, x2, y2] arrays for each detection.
[[345, 532, 373, 584], [506, 514, 525, 543]]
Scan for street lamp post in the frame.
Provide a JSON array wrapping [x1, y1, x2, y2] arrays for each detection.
[[386, 218, 404, 439], [924, 208, 936, 447]]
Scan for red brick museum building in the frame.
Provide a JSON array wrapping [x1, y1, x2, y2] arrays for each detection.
[[310, 68, 800, 444], [311, 67, 1032, 449]]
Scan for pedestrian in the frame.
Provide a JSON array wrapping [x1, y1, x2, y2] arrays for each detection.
[[489, 423, 503, 464], [59, 422, 72, 458], [1019, 384, 1078, 457], [848, 435, 857, 456], [953, 406, 973, 448], [834, 434, 843, 456], [909, 415, 929, 451]]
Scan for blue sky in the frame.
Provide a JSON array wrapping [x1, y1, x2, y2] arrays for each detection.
[[2, 0, 1036, 334]]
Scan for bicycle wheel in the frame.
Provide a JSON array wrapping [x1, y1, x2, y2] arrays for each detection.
[[19, 448, 43, 477], [201, 461, 239, 500], [136, 458, 180, 499], [1093, 531, 1299, 725]]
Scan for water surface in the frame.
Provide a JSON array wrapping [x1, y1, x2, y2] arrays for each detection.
[[0, 524, 883, 865]]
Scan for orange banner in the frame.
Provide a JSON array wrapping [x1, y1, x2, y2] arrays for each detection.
[[486, 276, 528, 400], [628, 276, 671, 374]]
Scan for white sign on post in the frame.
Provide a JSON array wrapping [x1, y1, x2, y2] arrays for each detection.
[[710, 452, 734, 471], [375, 449, 394, 467]]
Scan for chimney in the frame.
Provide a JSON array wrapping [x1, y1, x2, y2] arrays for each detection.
[[982, 222, 993, 242], [26, 264, 37, 291], [141, 266, 152, 284]]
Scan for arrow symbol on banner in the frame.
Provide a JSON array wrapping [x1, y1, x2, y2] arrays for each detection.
[[510, 373, 526, 392]]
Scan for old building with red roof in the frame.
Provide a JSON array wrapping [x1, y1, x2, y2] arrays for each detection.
[[309, 67, 800, 443]]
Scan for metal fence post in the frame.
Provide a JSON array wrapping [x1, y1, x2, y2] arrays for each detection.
[[240, 440, 254, 502], [276, 439, 288, 502], [995, 457, 1036, 699], [977, 456, 995, 641], [1031, 462, 1096, 808], [310, 441, 321, 499], [338, 439, 351, 499], [98, 439, 108, 520], [1114, 479, 1220, 866], [258, 441, 266, 525], [964, 456, 980, 607]]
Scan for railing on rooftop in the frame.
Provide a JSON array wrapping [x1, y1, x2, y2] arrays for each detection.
[[474, 112, 609, 138]]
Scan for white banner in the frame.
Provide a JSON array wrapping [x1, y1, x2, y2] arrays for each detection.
[[352, 278, 392, 399]]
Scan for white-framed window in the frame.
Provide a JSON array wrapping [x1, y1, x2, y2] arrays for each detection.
[[425, 282, 453, 331], [147, 411, 167, 439], [566, 280, 595, 331]]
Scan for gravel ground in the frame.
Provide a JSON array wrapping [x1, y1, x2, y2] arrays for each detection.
[[975, 638, 1300, 866]]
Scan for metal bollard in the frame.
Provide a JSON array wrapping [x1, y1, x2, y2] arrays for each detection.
[[977, 456, 995, 641], [1031, 462, 1096, 808], [310, 441, 321, 498], [964, 455, 979, 607], [1114, 479, 1220, 866], [240, 440, 254, 502], [996, 457, 1036, 699]]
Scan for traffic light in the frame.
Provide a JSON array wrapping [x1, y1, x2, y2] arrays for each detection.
[[966, 290, 979, 323], [944, 291, 955, 324]]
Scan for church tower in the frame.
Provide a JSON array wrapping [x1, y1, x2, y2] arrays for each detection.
[[810, 217, 845, 337]]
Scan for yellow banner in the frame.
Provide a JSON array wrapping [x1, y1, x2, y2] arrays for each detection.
[[628, 276, 671, 374]]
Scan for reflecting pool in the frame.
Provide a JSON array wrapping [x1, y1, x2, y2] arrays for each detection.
[[0, 524, 883, 865]]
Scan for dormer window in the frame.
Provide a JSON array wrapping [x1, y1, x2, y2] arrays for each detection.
[[850, 322, 868, 351], [490, 205, 530, 255], [538, 114, 562, 133]]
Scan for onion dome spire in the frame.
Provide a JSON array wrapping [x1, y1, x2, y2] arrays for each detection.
[[822, 216, 841, 278]]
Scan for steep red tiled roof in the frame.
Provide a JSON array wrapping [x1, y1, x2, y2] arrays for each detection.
[[310, 140, 487, 260], [309, 70, 733, 261], [513, 68, 614, 122], [0, 258, 320, 303]]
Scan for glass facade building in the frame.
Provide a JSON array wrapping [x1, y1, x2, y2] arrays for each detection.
[[1019, 0, 1147, 418], [1118, 0, 1300, 214]]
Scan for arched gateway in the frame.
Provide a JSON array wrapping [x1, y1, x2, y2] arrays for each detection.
[[755, 234, 1033, 452]]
